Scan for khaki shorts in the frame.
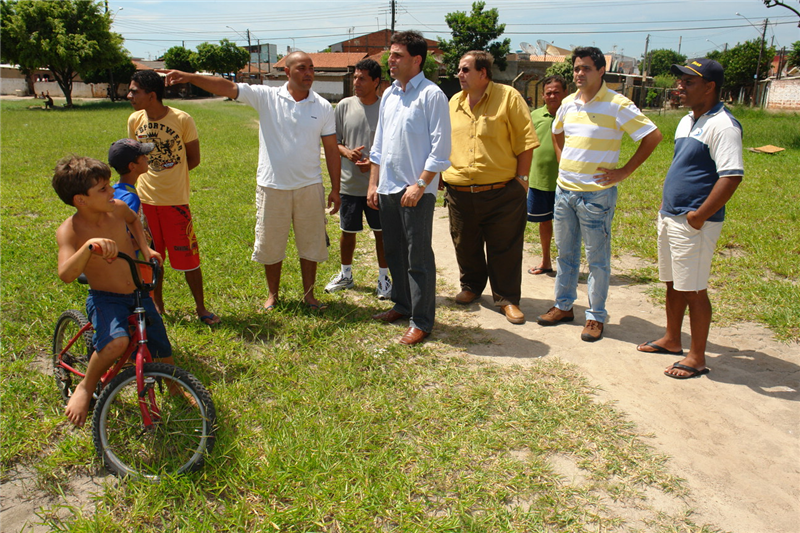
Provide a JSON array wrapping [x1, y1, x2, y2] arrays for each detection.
[[657, 213, 723, 292], [252, 183, 328, 265]]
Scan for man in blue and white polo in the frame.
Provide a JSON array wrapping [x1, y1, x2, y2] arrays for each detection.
[[636, 58, 744, 380]]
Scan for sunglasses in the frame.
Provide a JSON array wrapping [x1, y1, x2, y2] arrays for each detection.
[[458, 67, 471, 74]]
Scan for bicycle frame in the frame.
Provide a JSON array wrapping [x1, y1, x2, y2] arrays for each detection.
[[54, 251, 163, 427]]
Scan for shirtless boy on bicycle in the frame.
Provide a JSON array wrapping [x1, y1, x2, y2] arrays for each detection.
[[53, 155, 174, 427]]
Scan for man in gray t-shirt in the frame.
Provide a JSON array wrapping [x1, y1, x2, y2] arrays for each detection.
[[325, 59, 392, 299]]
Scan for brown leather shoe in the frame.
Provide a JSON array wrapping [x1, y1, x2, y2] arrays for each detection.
[[455, 290, 479, 305], [537, 306, 574, 326], [399, 327, 430, 345], [581, 320, 604, 342], [372, 309, 409, 323], [501, 304, 525, 324]]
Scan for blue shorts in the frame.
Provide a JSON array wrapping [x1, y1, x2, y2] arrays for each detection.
[[339, 194, 382, 233], [86, 290, 172, 358], [527, 188, 556, 223]]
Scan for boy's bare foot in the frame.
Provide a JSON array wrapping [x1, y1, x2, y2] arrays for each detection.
[[167, 380, 199, 407], [65, 386, 92, 427]]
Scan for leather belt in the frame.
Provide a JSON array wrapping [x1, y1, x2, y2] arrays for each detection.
[[447, 180, 510, 193]]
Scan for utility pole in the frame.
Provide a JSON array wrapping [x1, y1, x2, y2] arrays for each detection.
[[247, 29, 252, 74], [256, 39, 262, 80], [753, 18, 767, 107], [640, 34, 650, 110], [678, 36, 682, 55], [391, 0, 396, 33]]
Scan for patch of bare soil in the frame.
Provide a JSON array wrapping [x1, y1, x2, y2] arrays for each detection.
[[430, 207, 800, 533], [1, 466, 108, 532]]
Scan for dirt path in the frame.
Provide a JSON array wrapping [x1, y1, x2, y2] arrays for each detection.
[[430, 207, 800, 533]]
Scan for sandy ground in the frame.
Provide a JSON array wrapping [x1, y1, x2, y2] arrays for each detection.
[[3, 206, 798, 532], [428, 207, 800, 533]]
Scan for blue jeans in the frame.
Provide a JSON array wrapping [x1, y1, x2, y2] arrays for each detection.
[[553, 186, 617, 323], [86, 290, 172, 357], [378, 190, 436, 332]]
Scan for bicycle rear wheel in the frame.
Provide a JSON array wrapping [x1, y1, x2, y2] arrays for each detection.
[[52, 309, 94, 405], [92, 362, 216, 480]]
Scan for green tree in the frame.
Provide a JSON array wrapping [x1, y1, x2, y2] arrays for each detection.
[[82, 58, 136, 100], [193, 39, 249, 80], [217, 39, 250, 79], [546, 56, 573, 80], [1, 0, 128, 107], [653, 73, 677, 88], [163, 46, 197, 73], [639, 48, 686, 77], [438, 1, 511, 78], [379, 51, 440, 83], [787, 40, 800, 69], [710, 39, 776, 91]]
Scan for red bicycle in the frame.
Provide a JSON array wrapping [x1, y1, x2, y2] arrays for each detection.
[[52, 249, 216, 480]]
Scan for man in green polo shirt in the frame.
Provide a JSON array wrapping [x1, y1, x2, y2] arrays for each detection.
[[527, 75, 568, 276]]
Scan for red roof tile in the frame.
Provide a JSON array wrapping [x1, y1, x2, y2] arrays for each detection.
[[273, 52, 368, 70]]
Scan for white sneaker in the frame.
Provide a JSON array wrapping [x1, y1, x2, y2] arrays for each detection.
[[376, 277, 392, 300], [325, 272, 354, 293]]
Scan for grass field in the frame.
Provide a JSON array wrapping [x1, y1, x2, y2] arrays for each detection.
[[1, 97, 796, 532]]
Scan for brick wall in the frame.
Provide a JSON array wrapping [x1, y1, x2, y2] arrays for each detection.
[[765, 78, 800, 111]]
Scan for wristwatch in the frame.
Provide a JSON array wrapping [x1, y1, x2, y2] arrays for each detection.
[[416, 178, 427, 188], [517, 174, 528, 182]]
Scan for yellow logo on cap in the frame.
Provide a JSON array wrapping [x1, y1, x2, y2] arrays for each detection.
[[691, 61, 702, 67]]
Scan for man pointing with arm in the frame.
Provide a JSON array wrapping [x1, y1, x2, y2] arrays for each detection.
[[161, 52, 341, 311]]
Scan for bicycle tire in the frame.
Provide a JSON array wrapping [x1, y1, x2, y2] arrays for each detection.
[[92, 362, 216, 480], [52, 309, 95, 405]]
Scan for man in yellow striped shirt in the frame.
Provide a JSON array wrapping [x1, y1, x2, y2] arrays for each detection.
[[537, 46, 662, 342]]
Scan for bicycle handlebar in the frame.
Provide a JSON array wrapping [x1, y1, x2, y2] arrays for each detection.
[[88, 244, 160, 292]]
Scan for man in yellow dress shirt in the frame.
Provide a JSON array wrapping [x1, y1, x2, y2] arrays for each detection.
[[442, 51, 539, 324]]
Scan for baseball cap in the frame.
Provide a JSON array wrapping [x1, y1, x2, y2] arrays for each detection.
[[671, 58, 724, 88], [108, 138, 154, 172]]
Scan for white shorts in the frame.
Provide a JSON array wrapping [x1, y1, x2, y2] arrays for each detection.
[[252, 183, 328, 265], [657, 213, 723, 292]]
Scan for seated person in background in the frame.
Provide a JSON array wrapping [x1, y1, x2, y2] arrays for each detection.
[[52, 155, 172, 427]]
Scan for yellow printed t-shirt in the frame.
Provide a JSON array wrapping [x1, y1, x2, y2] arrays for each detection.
[[128, 107, 198, 206]]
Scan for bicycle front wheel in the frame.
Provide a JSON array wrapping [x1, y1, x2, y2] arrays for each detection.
[[92, 362, 216, 480], [52, 309, 94, 405]]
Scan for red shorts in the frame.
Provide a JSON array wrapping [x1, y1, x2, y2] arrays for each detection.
[[141, 204, 201, 271]]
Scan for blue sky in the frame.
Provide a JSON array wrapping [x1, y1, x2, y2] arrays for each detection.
[[110, 0, 799, 62]]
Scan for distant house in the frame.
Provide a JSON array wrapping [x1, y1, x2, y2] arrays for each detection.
[[133, 59, 165, 71], [329, 29, 443, 57], [268, 52, 369, 101]]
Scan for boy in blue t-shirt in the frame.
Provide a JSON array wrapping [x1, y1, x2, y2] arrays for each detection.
[[108, 139, 154, 250]]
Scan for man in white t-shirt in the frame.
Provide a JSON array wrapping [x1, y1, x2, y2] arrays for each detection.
[[161, 52, 341, 311]]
